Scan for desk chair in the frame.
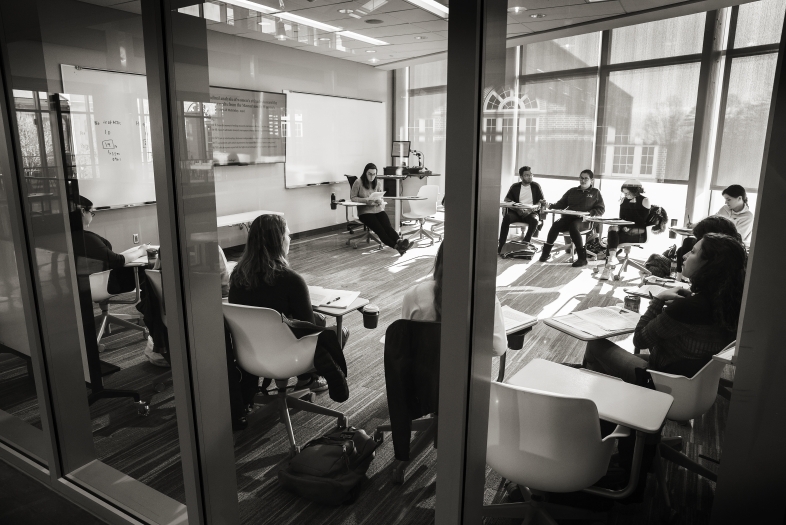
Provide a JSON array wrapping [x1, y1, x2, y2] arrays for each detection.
[[222, 303, 348, 457], [402, 184, 443, 246], [647, 347, 734, 486], [343, 175, 383, 250], [89, 270, 147, 352], [483, 381, 629, 523], [610, 226, 651, 281]]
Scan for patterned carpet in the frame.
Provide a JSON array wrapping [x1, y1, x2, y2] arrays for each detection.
[[0, 230, 732, 524]]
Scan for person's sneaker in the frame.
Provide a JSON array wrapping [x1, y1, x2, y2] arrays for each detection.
[[599, 267, 612, 280], [607, 254, 618, 266], [309, 377, 329, 393], [144, 345, 170, 368], [396, 239, 412, 255]]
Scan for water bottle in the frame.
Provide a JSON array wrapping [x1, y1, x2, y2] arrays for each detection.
[[670, 259, 677, 279], [330, 192, 337, 210]]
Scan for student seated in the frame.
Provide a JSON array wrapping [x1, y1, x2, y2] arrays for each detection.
[[351, 163, 412, 255], [228, 214, 347, 393], [674, 215, 742, 279], [76, 195, 149, 275], [401, 243, 506, 356], [582, 233, 746, 384], [715, 184, 754, 243], [498, 165, 547, 255], [539, 169, 605, 267], [598, 179, 651, 280]]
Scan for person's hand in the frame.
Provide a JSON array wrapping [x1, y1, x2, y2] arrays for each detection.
[[622, 226, 629, 233], [655, 287, 690, 305], [374, 199, 384, 205]]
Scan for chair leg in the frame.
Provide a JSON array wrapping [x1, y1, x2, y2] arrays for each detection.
[[654, 448, 672, 508], [96, 314, 110, 343], [106, 314, 146, 334], [278, 396, 299, 455], [659, 442, 718, 482], [286, 394, 348, 427]]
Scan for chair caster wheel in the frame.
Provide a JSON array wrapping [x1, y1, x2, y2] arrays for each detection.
[[98, 344, 106, 353], [612, 274, 622, 281], [137, 402, 150, 416], [352, 243, 358, 249], [373, 430, 384, 444], [338, 416, 349, 429], [289, 446, 300, 458], [154, 382, 167, 393], [592, 267, 599, 275]]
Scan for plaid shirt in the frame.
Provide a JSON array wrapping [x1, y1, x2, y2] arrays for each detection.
[[632, 297, 735, 371]]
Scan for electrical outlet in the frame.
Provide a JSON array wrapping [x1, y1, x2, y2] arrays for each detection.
[[133, 233, 139, 244]]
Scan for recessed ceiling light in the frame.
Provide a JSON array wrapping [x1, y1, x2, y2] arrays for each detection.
[[276, 35, 287, 40], [369, 58, 379, 63], [507, 6, 526, 13], [365, 19, 384, 24], [319, 37, 331, 41], [414, 36, 427, 40], [366, 49, 376, 53], [338, 9, 354, 13], [530, 13, 546, 18]]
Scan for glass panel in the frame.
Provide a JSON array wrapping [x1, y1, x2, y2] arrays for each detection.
[[0, 0, 188, 517], [734, 0, 786, 48], [522, 33, 600, 74], [409, 60, 448, 196], [601, 63, 702, 182], [610, 13, 705, 63], [515, 75, 597, 177], [716, 54, 778, 191]]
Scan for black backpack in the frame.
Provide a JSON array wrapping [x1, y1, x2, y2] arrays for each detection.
[[278, 427, 379, 505], [647, 204, 669, 234]]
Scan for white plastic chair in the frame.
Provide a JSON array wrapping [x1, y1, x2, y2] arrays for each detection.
[[611, 226, 652, 280], [89, 270, 147, 352], [648, 346, 734, 484], [484, 381, 629, 522], [222, 303, 347, 455], [402, 185, 443, 246]]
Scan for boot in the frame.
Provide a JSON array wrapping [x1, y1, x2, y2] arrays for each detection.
[[572, 247, 588, 267], [539, 243, 553, 262]]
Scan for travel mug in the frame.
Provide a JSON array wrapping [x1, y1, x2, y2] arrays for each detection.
[[362, 304, 380, 329]]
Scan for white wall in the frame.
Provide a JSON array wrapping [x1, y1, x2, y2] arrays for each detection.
[[207, 31, 392, 238]]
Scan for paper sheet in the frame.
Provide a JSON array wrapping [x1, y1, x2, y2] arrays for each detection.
[[624, 284, 668, 298], [553, 315, 611, 338], [369, 191, 386, 200], [501, 306, 536, 333], [311, 288, 361, 309], [572, 306, 639, 331]]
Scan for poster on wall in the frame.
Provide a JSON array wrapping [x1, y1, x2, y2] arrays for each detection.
[[207, 86, 286, 165]]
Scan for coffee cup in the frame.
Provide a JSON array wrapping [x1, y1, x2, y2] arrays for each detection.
[[362, 304, 379, 329], [507, 333, 525, 350]]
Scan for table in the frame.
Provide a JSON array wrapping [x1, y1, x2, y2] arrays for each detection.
[[217, 210, 282, 230], [543, 307, 639, 341], [532, 209, 592, 256], [509, 358, 673, 498], [314, 297, 369, 347], [669, 227, 694, 237], [585, 217, 635, 226], [378, 173, 441, 233]]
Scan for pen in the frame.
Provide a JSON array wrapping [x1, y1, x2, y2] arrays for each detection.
[[325, 296, 341, 305]]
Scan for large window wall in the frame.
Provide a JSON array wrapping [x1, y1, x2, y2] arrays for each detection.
[[396, 0, 785, 244]]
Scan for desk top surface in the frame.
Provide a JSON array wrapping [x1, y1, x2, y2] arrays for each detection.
[[508, 359, 673, 433], [542, 316, 636, 341], [500, 202, 540, 211], [669, 227, 694, 236], [217, 210, 282, 228], [337, 201, 363, 207], [386, 196, 426, 201], [585, 218, 635, 225], [544, 209, 589, 216], [314, 297, 369, 316]]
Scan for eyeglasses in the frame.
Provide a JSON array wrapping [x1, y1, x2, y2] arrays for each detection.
[[81, 208, 95, 217]]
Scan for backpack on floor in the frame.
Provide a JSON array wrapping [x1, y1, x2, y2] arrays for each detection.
[[585, 236, 607, 257], [278, 427, 379, 506]]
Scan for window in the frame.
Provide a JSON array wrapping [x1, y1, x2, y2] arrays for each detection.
[[734, 0, 786, 48], [502, 118, 516, 132], [602, 64, 701, 181], [485, 118, 497, 132], [523, 33, 600, 74], [613, 146, 635, 174], [715, 54, 778, 190], [610, 14, 705, 63], [640, 146, 655, 175], [516, 76, 597, 176]]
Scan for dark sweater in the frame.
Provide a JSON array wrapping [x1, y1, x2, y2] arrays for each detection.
[[82, 231, 126, 274], [620, 195, 650, 228], [228, 267, 315, 323], [550, 186, 605, 217], [504, 181, 545, 204], [633, 294, 735, 371]]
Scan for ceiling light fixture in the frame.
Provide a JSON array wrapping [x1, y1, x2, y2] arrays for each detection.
[[414, 36, 427, 40], [338, 9, 354, 13], [224, 0, 278, 13], [530, 13, 546, 18], [366, 49, 376, 53], [402, 0, 448, 19], [507, 6, 526, 14], [319, 37, 331, 41], [369, 58, 379, 63], [338, 30, 388, 45], [252, 5, 389, 45], [365, 19, 384, 24]]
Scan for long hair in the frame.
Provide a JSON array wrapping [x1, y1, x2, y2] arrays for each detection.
[[433, 243, 445, 321], [360, 163, 378, 190], [689, 233, 747, 332], [722, 184, 748, 205], [692, 215, 742, 243], [230, 214, 289, 289]]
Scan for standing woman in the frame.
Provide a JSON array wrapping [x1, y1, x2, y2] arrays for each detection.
[[351, 163, 412, 255], [539, 169, 605, 267], [715, 184, 754, 243], [599, 180, 651, 280]]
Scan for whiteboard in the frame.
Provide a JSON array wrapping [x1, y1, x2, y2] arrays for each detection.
[[285, 92, 385, 188], [61, 65, 155, 207]]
